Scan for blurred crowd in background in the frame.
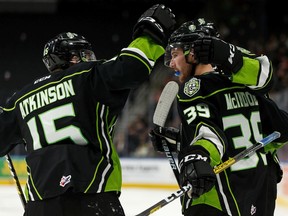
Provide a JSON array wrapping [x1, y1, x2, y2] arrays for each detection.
[[0, 0, 287, 161]]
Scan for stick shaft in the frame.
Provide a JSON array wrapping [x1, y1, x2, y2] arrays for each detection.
[[213, 131, 280, 174], [161, 139, 180, 185], [5, 154, 26, 208], [135, 185, 190, 216]]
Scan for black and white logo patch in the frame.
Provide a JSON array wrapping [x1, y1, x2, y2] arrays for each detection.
[[184, 77, 201, 97]]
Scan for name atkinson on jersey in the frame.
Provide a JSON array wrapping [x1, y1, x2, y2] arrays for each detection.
[[224, 91, 258, 110], [19, 79, 75, 119]]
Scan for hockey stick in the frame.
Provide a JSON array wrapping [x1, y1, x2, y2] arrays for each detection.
[[135, 130, 281, 216], [5, 154, 26, 208], [152, 81, 180, 185], [153, 81, 179, 128]]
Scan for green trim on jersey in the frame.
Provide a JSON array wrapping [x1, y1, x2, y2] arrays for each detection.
[[3, 68, 93, 112], [191, 170, 241, 215], [86, 103, 122, 192], [221, 169, 241, 216], [193, 139, 221, 167], [231, 56, 273, 89], [84, 157, 104, 193], [96, 103, 104, 151], [263, 141, 285, 154], [104, 106, 122, 192], [191, 186, 222, 211], [128, 36, 165, 61], [84, 102, 103, 193], [106, 140, 122, 191], [231, 56, 260, 85], [193, 122, 225, 166], [26, 165, 43, 200]]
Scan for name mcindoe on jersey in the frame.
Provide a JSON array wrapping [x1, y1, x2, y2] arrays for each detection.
[[19, 79, 75, 119], [224, 91, 258, 110]]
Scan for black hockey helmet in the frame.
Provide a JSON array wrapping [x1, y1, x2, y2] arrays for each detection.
[[42, 32, 96, 72], [164, 18, 219, 66]]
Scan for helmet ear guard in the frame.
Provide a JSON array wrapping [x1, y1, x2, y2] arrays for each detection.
[[42, 32, 96, 73], [42, 54, 68, 72]]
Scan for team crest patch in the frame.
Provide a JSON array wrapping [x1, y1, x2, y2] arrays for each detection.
[[60, 175, 71, 187], [184, 78, 200, 97]]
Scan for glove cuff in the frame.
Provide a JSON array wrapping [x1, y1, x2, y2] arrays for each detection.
[[230, 47, 243, 73], [149, 127, 179, 152], [133, 26, 165, 46], [178, 149, 210, 171], [214, 41, 243, 74]]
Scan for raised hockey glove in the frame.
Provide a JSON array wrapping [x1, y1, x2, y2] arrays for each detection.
[[178, 149, 216, 199], [149, 126, 180, 152], [193, 36, 243, 74], [132, 4, 176, 46]]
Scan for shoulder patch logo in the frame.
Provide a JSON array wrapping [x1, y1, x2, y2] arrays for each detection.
[[184, 78, 201, 97]]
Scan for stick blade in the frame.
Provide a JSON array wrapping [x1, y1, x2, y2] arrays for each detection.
[[153, 81, 179, 127]]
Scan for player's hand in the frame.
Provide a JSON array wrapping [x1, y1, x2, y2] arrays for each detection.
[[178, 149, 216, 199], [132, 4, 176, 46], [193, 36, 243, 73], [149, 126, 180, 152]]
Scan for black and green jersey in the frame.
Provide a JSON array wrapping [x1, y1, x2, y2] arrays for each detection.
[[177, 73, 287, 216], [0, 36, 164, 201]]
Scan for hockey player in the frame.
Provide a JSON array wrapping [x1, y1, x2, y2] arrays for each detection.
[[0, 4, 176, 216], [151, 18, 288, 216]]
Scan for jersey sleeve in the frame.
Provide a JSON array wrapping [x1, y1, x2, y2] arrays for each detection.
[[96, 36, 165, 90], [229, 48, 274, 94], [183, 123, 225, 168], [128, 36, 165, 63]]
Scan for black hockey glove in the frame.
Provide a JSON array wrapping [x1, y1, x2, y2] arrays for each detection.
[[132, 4, 176, 46], [149, 126, 180, 152], [193, 36, 243, 74], [178, 149, 216, 199]]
